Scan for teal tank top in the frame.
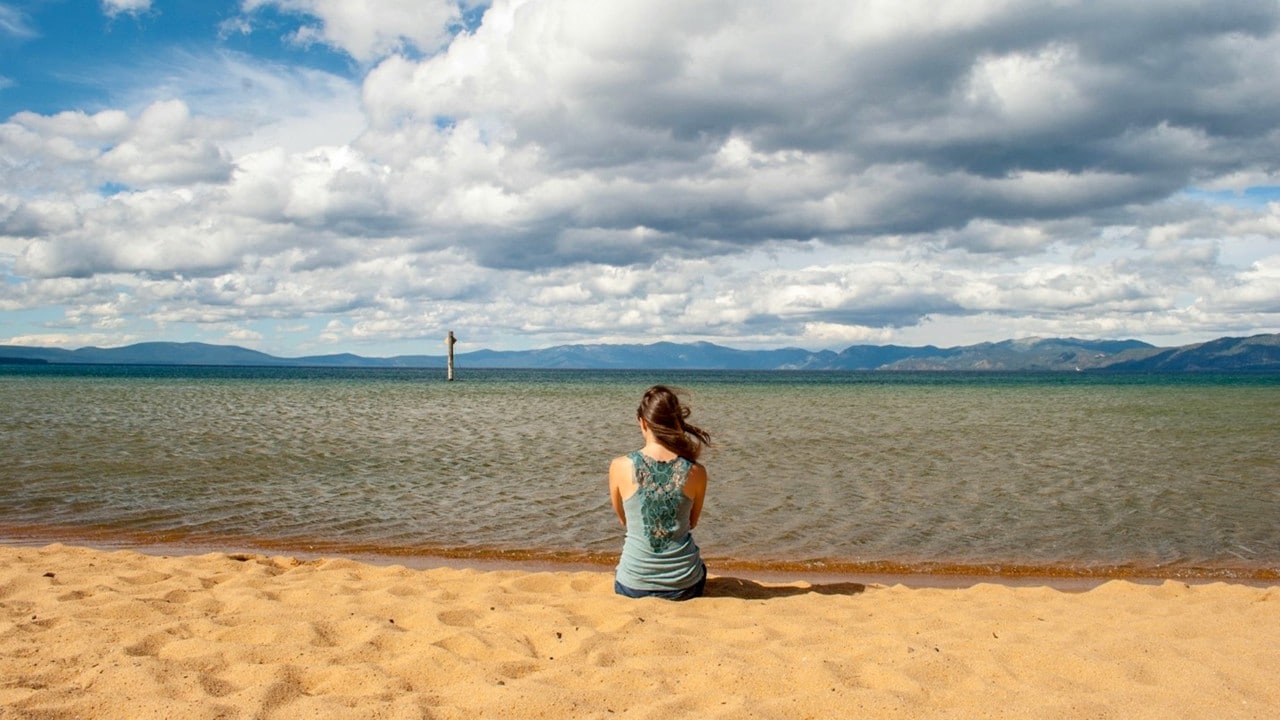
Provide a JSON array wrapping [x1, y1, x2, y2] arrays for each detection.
[[615, 452, 703, 591]]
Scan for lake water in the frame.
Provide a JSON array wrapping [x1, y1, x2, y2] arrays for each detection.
[[2, 365, 1277, 580]]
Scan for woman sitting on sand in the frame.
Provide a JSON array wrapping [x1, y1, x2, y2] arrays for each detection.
[[609, 385, 711, 601]]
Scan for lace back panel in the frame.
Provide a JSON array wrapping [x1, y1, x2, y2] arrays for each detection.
[[629, 452, 691, 552]]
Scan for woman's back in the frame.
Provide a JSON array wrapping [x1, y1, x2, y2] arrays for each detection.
[[615, 452, 703, 592]]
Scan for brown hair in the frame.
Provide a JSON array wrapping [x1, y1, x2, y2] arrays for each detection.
[[637, 385, 711, 462]]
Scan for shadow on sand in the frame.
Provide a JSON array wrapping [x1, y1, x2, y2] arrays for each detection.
[[703, 576, 866, 600]]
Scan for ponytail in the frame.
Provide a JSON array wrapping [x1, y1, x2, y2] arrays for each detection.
[[637, 385, 711, 462]]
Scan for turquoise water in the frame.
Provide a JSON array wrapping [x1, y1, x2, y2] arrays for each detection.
[[2, 365, 1278, 579]]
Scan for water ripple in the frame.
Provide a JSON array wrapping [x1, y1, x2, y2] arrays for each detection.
[[2, 369, 1278, 577]]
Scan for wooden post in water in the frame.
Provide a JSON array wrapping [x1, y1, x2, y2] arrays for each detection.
[[446, 331, 457, 381]]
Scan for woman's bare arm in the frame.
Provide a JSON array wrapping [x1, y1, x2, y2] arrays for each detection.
[[685, 463, 708, 529], [608, 456, 633, 526]]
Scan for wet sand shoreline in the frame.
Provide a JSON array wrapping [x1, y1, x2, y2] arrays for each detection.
[[2, 527, 1274, 590]]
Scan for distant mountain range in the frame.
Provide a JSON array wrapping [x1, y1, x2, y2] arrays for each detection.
[[3, 333, 1279, 371]]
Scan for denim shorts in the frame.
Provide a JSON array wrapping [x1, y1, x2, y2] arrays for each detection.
[[614, 564, 707, 601]]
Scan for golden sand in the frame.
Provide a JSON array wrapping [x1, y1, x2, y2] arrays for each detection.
[[1, 544, 1275, 719]]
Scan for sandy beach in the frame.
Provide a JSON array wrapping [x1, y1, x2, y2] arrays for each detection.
[[1, 544, 1275, 719]]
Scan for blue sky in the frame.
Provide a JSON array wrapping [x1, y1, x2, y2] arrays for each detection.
[[1, 3, 345, 108], [2, 0, 1279, 356]]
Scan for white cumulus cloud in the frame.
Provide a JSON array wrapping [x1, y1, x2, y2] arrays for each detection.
[[240, 0, 462, 62], [4, 0, 1280, 354], [102, 0, 152, 18]]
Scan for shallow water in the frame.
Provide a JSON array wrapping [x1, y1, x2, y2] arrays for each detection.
[[2, 365, 1278, 579]]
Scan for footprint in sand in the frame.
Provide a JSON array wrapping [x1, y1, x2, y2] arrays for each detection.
[[118, 571, 170, 586], [198, 673, 238, 698], [307, 621, 340, 648], [123, 633, 169, 658], [436, 608, 483, 628], [122, 624, 194, 657]]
